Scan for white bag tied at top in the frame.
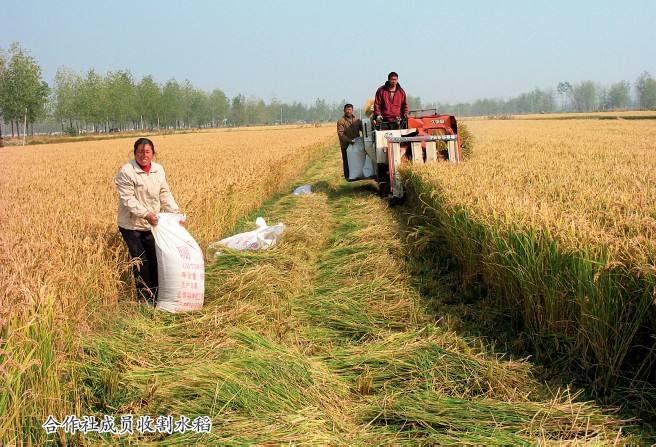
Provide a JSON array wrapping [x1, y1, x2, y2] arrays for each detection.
[[347, 137, 366, 180], [209, 217, 285, 255], [151, 213, 205, 313]]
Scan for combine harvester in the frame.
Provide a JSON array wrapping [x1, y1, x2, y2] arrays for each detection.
[[348, 108, 463, 202]]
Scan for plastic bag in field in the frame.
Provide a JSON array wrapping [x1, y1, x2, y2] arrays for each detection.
[[347, 137, 366, 180], [209, 217, 285, 254], [293, 184, 313, 196], [151, 213, 205, 313]]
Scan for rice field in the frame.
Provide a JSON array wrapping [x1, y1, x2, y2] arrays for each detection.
[[41, 150, 638, 444], [0, 126, 334, 444], [404, 118, 656, 404], [0, 126, 334, 316], [467, 110, 656, 120], [1, 118, 653, 444]]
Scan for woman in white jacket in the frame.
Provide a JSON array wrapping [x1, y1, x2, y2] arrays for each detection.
[[115, 137, 181, 304]]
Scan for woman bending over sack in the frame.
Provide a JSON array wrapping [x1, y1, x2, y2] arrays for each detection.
[[115, 137, 184, 304]]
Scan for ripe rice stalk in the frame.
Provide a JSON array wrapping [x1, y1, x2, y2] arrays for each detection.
[[325, 327, 538, 401], [403, 118, 656, 403], [362, 389, 630, 444], [0, 126, 335, 445]]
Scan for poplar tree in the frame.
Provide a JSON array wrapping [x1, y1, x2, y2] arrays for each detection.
[[636, 72, 656, 110], [0, 48, 6, 139], [53, 67, 80, 133], [0, 42, 49, 137]]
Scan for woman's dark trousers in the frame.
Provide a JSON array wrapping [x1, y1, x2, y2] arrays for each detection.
[[119, 227, 158, 304]]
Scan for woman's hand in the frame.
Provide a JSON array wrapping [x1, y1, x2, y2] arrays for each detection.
[[145, 212, 159, 226]]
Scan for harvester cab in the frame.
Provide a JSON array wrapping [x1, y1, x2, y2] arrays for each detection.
[[348, 108, 462, 201]]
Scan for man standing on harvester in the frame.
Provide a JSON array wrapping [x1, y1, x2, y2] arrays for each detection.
[[374, 71, 409, 130], [336, 103, 362, 179]]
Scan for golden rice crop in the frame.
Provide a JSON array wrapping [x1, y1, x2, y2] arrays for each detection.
[[0, 126, 334, 443], [466, 110, 656, 120], [0, 126, 334, 319], [0, 122, 637, 444], [512, 110, 656, 120], [404, 118, 656, 397], [417, 119, 656, 262]]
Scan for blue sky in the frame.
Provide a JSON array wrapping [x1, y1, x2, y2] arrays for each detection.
[[3, 0, 655, 106]]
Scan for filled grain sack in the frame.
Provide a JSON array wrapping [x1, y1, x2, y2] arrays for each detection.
[[151, 213, 205, 313], [347, 137, 366, 180]]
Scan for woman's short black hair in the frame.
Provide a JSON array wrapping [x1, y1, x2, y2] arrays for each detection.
[[388, 71, 399, 80], [133, 137, 155, 154]]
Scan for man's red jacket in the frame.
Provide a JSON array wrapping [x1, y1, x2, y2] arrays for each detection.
[[374, 82, 409, 122]]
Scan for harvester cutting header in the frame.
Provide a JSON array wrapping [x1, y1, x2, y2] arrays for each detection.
[[337, 72, 465, 202]]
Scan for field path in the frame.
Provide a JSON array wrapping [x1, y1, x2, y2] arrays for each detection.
[[76, 146, 631, 444]]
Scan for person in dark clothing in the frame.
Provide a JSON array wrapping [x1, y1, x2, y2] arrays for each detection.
[[373, 72, 409, 130], [336, 103, 362, 179]]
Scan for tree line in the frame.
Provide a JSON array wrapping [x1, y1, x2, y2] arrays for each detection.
[[2, 42, 656, 138], [415, 76, 656, 117], [49, 68, 352, 135], [0, 43, 350, 137]]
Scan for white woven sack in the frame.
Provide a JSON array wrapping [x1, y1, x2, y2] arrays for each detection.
[[151, 213, 204, 313], [347, 137, 366, 180]]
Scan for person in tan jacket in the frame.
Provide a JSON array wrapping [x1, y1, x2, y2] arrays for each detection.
[[336, 103, 362, 179], [115, 137, 182, 304]]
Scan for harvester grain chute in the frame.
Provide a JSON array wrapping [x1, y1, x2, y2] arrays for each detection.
[[346, 106, 463, 202]]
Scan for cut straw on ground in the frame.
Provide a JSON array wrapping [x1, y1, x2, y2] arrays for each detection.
[[65, 147, 638, 444]]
